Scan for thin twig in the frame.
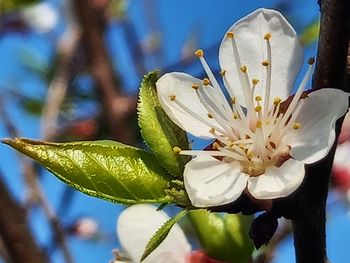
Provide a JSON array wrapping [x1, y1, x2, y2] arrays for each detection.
[[0, 101, 74, 263], [41, 26, 81, 140], [73, 0, 137, 144]]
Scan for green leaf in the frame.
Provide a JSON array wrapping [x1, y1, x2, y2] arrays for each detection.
[[0, 0, 39, 12], [138, 71, 190, 177], [141, 209, 188, 261], [189, 210, 254, 263], [3, 138, 173, 204], [300, 19, 319, 47]]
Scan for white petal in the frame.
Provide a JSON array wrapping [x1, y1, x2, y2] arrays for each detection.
[[334, 141, 350, 168], [117, 204, 191, 263], [283, 89, 349, 164], [21, 3, 58, 33], [184, 155, 248, 207], [247, 159, 305, 199], [156, 72, 223, 139], [219, 8, 303, 106]]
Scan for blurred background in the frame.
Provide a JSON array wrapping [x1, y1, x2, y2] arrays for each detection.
[[1, 0, 349, 262]]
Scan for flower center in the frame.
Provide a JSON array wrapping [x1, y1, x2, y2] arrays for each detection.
[[172, 32, 314, 177]]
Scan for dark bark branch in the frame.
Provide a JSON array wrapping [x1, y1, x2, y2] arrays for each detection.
[[73, 0, 137, 144], [292, 0, 350, 262], [0, 100, 74, 263], [0, 173, 46, 263]]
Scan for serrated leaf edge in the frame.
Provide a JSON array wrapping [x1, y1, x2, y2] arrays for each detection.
[[137, 71, 190, 178], [140, 209, 188, 261], [2, 137, 174, 205]]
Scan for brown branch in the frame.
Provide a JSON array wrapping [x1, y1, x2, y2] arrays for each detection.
[[41, 27, 80, 140], [0, 172, 46, 263], [291, 1, 350, 262], [73, 0, 137, 144], [0, 99, 74, 263]]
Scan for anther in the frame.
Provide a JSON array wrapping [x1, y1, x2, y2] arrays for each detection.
[[212, 142, 220, 149], [264, 33, 272, 40], [247, 151, 253, 159], [292, 123, 301, 129], [192, 84, 200, 90], [252, 79, 259, 85], [233, 112, 239, 119], [169, 95, 176, 101], [300, 92, 309, 99], [255, 96, 262, 102], [269, 141, 276, 149], [207, 113, 213, 118], [256, 120, 263, 128], [308, 57, 315, 65], [209, 127, 215, 134], [273, 97, 282, 105], [240, 65, 247, 73], [226, 32, 234, 38], [220, 70, 226, 76], [173, 146, 182, 154], [262, 60, 270, 67], [202, 78, 210, 85], [231, 97, 236, 104], [255, 105, 262, 112], [194, 49, 204, 58]]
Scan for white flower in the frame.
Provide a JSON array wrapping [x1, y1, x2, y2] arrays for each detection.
[[21, 2, 58, 33], [116, 204, 191, 263], [156, 9, 349, 207]]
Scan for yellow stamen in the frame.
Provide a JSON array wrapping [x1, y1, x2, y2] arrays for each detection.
[[203, 78, 210, 86], [273, 97, 282, 105], [192, 84, 199, 90], [231, 96, 236, 104], [194, 49, 204, 58], [169, 95, 176, 101], [209, 127, 215, 134], [220, 70, 226, 76], [240, 65, 247, 73], [255, 105, 262, 112], [252, 79, 259, 85], [233, 112, 239, 119], [207, 113, 213, 118], [226, 32, 234, 38], [264, 33, 272, 40], [256, 120, 263, 128], [247, 151, 253, 159], [262, 60, 270, 67], [292, 123, 301, 129], [213, 142, 220, 149], [173, 146, 181, 154], [255, 96, 262, 102]]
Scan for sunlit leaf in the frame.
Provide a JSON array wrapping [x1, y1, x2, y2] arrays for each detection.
[[0, 0, 38, 12], [138, 71, 190, 178], [3, 138, 173, 204], [189, 210, 254, 263], [141, 209, 188, 261], [300, 19, 319, 46]]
